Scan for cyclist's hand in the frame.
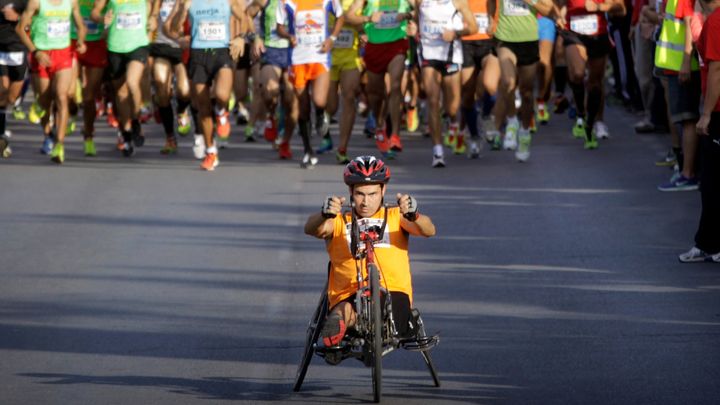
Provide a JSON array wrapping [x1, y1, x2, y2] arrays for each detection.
[[396, 193, 418, 221], [322, 195, 345, 219]]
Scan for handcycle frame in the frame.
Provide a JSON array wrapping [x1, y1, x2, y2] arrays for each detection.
[[293, 202, 440, 402]]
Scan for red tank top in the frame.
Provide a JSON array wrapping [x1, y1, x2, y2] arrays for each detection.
[[565, 0, 608, 36]]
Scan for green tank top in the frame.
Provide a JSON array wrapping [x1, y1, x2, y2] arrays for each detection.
[[107, 0, 149, 53], [494, 0, 538, 43], [263, 0, 289, 48], [363, 0, 409, 44], [31, 0, 72, 51], [72, 0, 105, 41]]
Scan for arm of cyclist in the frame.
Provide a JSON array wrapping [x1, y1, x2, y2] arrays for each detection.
[[397, 193, 436, 237], [305, 196, 346, 239]]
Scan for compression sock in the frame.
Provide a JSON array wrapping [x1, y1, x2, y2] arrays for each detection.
[[159, 105, 174, 137], [299, 118, 312, 154], [569, 80, 587, 118], [586, 87, 602, 140], [462, 106, 479, 138], [554, 66, 568, 94], [176, 99, 190, 116]]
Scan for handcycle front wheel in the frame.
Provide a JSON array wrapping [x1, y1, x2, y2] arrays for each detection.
[[293, 280, 329, 392], [369, 263, 383, 403]]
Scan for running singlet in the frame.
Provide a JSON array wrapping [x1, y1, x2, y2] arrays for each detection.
[[419, 0, 463, 63], [362, 0, 410, 44], [0, 0, 27, 52], [326, 207, 413, 309], [494, 0, 538, 43], [189, 0, 231, 49], [31, 0, 72, 51], [331, 0, 358, 53], [462, 0, 493, 41], [260, 0, 289, 48], [276, 0, 342, 65], [72, 0, 104, 41], [565, 0, 607, 36], [154, 0, 180, 46], [107, 0, 150, 53]]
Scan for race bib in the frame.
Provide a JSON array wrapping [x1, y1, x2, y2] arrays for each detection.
[[475, 13, 489, 34], [344, 218, 391, 251], [117, 12, 143, 30], [198, 21, 227, 41], [570, 14, 599, 36], [84, 18, 100, 35], [160, 0, 174, 21], [296, 10, 325, 47], [375, 11, 400, 29], [503, 0, 529, 17], [0, 51, 25, 66], [47, 20, 70, 38], [421, 19, 446, 40], [334, 29, 354, 48]]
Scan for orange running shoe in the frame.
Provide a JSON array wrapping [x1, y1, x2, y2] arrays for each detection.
[[374, 128, 390, 153], [216, 110, 231, 139], [389, 133, 403, 152], [106, 106, 119, 128], [200, 153, 219, 171], [264, 117, 277, 142], [278, 141, 292, 159]]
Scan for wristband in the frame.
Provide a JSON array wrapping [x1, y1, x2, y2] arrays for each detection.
[[329, 35, 337, 41]]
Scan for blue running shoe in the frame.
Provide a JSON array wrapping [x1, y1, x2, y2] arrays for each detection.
[[316, 135, 333, 154], [364, 115, 376, 138], [41, 135, 54, 155]]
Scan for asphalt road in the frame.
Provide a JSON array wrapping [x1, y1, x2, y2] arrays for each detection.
[[1, 104, 719, 404]]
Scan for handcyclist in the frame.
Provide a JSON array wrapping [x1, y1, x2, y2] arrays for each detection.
[[304, 155, 436, 352]]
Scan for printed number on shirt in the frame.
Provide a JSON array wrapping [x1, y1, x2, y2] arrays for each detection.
[[344, 218, 391, 252], [198, 21, 227, 41], [475, 13, 488, 34], [376, 11, 400, 29], [160, 1, 174, 21], [47, 20, 70, 38], [117, 12, 143, 30], [570, 14, 599, 36], [334, 29, 354, 48], [503, 0, 529, 16], [84, 18, 100, 35], [422, 19, 447, 40], [296, 10, 325, 47], [0, 51, 25, 66]]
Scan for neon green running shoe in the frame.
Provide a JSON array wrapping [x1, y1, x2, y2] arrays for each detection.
[[66, 117, 76, 135], [228, 93, 236, 113], [50, 143, 65, 164], [177, 111, 191, 136], [84, 138, 97, 156], [336, 150, 349, 164], [28, 101, 46, 124], [12, 105, 26, 120], [584, 132, 598, 150], [572, 118, 586, 139]]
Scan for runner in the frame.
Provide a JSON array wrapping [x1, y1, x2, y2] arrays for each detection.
[[166, 0, 247, 170], [0, 0, 29, 158], [16, 0, 87, 163], [535, 14, 556, 125], [276, 0, 345, 168]]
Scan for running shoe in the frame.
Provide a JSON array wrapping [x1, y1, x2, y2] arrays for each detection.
[[711, 252, 720, 263], [121, 140, 135, 157], [432, 153, 446, 168], [84, 138, 97, 156], [453, 134, 466, 155], [655, 149, 677, 167], [584, 132, 598, 150], [160, 137, 178, 155], [593, 121, 610, 139], [228, 93, 236, 113], [389, 133, 403, 152], [553, 94, 570, 114], [503, 120, 519, 150], [95, 98, 105, 118], [321, 313, 346, 347], [568, 105, 577, 119], [116, 132, 125, 151], [177, 111, 192, 136], [301, 152, 318, 168], [316, 110, 329, 138], [216, 110, 231, 139], [41, 135, 54, 155], [469, 140, 481, 159], [139, 105, 153, 123], [482, 116, 496, 142], [572, 118, 586, 139], [515, 130, 531, 162], [131, 119, 145, 147], [201, 152, 219, 171], [657, 175, 699, 192], [50, 143, 65, 164], [489, 130, 502, 150], [243, 125, 255, 142], [66, 116, 76, 135], [375, 128, 390, 153], [264, 117, 277, 142], [406, 107, 419, 132], [678, 246, 711, 263], [12, 105, 26, 120], [317, 135, 333, 154], [364, 115, 376, 138], [529, 115, 537, 134], [336, 149, 350, 164], [192, 134, 206, 159], [236, 104, 249, 125], [278, 141, 292, 159], [443, 132, 456, 148], [0, 133, 9, 158], [28, 101, 45, 124], [537, 102, 550, 124], [106, 105, 119, 128]]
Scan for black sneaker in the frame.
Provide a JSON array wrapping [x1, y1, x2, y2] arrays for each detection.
[[321, 313, 346, 347], [131, 119, 145, 147]]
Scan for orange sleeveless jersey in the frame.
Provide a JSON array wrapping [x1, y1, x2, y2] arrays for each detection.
[[326, 207, 413, 309], [463, 0, 497, 41]]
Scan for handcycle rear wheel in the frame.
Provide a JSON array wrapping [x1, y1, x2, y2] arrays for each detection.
[[369, 263, 383, 403], [293, 280, 329, 392]]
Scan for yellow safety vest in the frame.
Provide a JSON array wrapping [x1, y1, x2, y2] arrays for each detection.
[[654, 0, 699, 71]]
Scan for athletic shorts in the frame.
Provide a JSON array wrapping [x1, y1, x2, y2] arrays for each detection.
[[664, 71, 701, 124], [560, 30, 612, 59], [260, 46, 290, 70], [330, 54, 362, 81], [289, 63, 328, 89], [421, 59, 461, 76], [150, 43, 183, 66], [538, 16, 557, 42], [364, 39, 408, 74], [30, 47, 74, 79], [236, 43, 252, 69], [108, 46, 149, 80], [73, 39, 108, 68], [0, 51, 27, 81], [188, 48, 233, 85], [496, 40, 539, 66], [337, 291, 416, 338], [461, 39, 496, 69]]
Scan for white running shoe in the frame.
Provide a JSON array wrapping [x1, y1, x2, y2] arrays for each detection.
[[503, 120, 519, 151], [301, 153, 318, 168], [515, 129, 531, 162], [594, 121, 610, 139], [469, 140, 481, 159], [193, 134, 206, 159], [432, 154, 446, 168]]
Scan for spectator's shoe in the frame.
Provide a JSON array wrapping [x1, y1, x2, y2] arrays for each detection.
[[406, 107, 419, 132], [655, 149, 677, 167], [594, 121, 609, 139], [200, 153, 219, 171], [503, 121, 519, 150], [469, 140, 481, 159], [28, 101, 45, 124], [321, 313, 346, 348], [84, 138, 97, 156], [515, 130, 531, 162], [50, 143, 65, 164], [160, 137, 178, 155], [336, 150, 350, 164], [316, 135, 333, 154], [389, 133, 403, 152], [177, 111, 192, 136], [12, 105, 26, 120], [432, 153, 445, 168], [278, 141, 292, 159], [301, 153, 318, 169], [634, 120, 655, 134], [41, 135, 54, 155], [678, 246, 712, 263], [657, 175, 699, 192], [584, 132, 598, 150], [192, 134, 206, 160], [453, 134, 466, 155], [216, 110, 231, 139], [572, 118, 586, 139]]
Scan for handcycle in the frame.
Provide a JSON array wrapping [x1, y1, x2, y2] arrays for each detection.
[[293, 202, 440, 403]]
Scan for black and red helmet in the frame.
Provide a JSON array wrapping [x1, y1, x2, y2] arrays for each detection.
[[343, 156, 391, 186]]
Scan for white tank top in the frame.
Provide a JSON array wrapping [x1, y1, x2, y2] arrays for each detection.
[[154, 0, 181, 47], [419, 0, 464, 64]]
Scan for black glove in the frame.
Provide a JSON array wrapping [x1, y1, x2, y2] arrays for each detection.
[[401, 196, 419, 221], [322, 195, 337, 219]]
